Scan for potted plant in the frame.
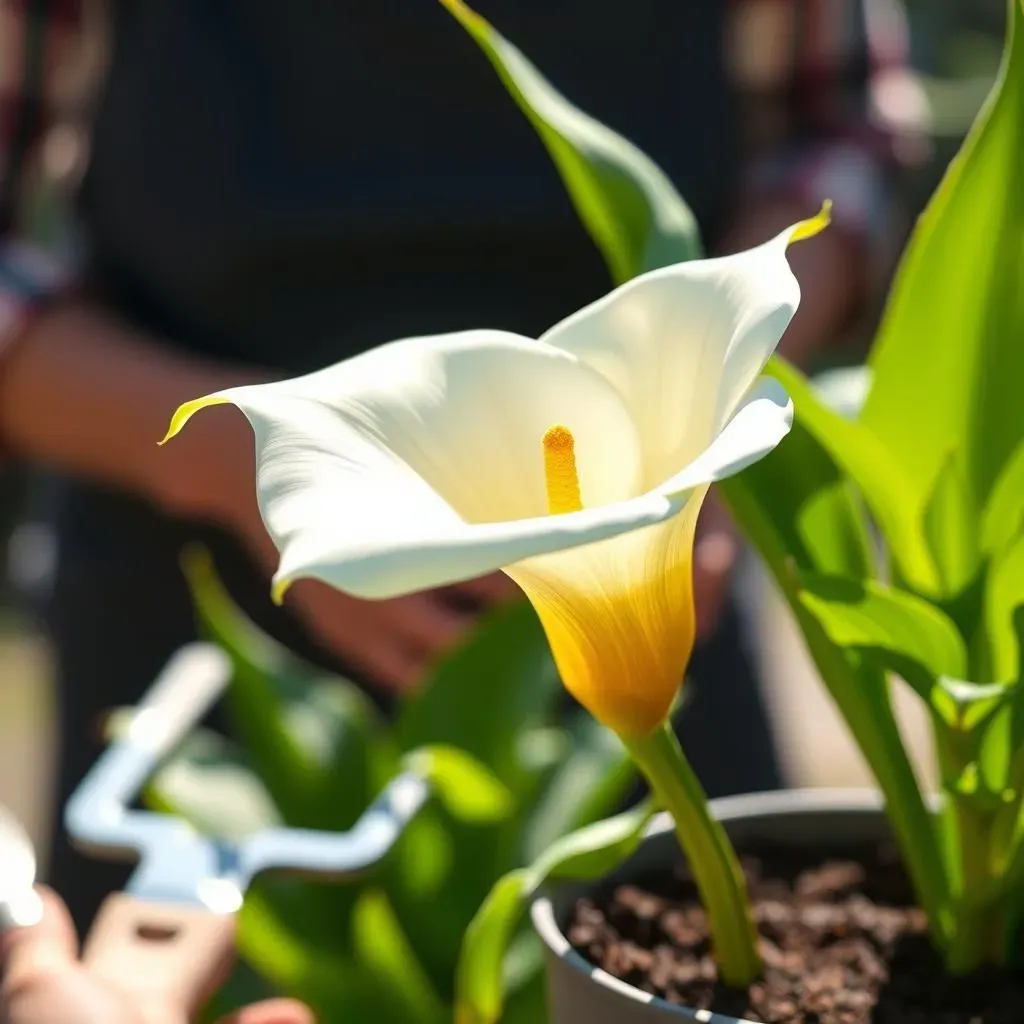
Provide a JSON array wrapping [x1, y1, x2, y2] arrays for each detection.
[[431, 0, 1024, 1020], [154, 0, 1024, 1018]]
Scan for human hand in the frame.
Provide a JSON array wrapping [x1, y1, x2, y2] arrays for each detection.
[[287, 571, 522, 693], [0, 888, 312, 1024]]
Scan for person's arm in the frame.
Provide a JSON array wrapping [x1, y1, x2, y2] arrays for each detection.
[[2, 298, 520, 692], [721, 0, 921, 367], [0, 300, 268, 538]]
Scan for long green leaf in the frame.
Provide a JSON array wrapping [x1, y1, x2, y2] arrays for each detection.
[[397, 601, 558, 783], [522, 713, 635, 862], [862, 0, 1024, 514], [351, 888, 448, 1024], [720, 421, 873, 583], [982, 434, 1024, 555], [455, 800, 657, 1024], [923, 448, 983, 599], [720, 475, 952, 944], [404, 745, 514, 824], [985, 532, 1024, 680], [388, 601, 560, 996], [144, 729, 281, 838], [184, 548, 311, 814], [439, 0, 700, 282], [184, 547, 387, 831]]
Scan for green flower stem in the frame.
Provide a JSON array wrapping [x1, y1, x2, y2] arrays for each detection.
[[625, 722, 760, 988]]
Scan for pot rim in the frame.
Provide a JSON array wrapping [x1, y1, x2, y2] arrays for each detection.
[[530, 787, 889, 1023]]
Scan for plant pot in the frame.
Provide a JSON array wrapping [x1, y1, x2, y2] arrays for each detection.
[[531, 787, 901, 1024]]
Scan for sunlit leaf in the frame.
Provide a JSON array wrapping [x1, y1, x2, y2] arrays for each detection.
[[985, 532, 1024, 680], [798, 573, 968, 705], [384, 600, 561, 996], [405, 745, 514, 824], [923, 448, 982, 599], [455, 800, 657, 1024], [439, 0, 700, 282], [862, 0, 1024, 516], [183, 547, 388, 831], [982, 435, 1024, 555], [933, 677, 1015, 733]]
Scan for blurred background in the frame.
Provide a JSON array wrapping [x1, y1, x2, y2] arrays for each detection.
[[0, 0, 1008, 868]]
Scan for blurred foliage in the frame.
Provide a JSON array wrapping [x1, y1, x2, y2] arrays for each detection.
[[148, 550, 637, 1023]]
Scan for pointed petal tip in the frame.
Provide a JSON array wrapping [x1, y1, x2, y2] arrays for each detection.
[[157, 394, 230, 446], [271, 577, 293, 606], [789, 200, 832, 244], [438, 0, 481, 28]]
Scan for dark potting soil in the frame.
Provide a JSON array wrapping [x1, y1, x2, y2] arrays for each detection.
[[567, 841, 1024, 1023]]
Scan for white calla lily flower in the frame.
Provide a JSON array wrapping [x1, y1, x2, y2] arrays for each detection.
[[163, 206, 828, 737]]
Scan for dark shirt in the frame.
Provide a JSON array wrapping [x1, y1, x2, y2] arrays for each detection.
[[0, 0, 907, 366], [79, 1, 734, 368]]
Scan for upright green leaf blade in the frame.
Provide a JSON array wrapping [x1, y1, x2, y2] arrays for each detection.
[[184, 548, 312, 814], [522, 713, 634, 862], [923, 449, 982, 598], [985, 531, 1024, 680], [351, 888, 448, 1024], [388, 602, 559, 996], [862, 0, 1024, 512], [397, 601, 558, 787], [439, 0, 701, 281], [982, 434, 1024, 555], [719, 418, 873, 582], [184, 548, 387, 831]]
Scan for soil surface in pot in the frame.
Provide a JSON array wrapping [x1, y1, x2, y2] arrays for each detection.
[[567, 840, 1024, 1023]]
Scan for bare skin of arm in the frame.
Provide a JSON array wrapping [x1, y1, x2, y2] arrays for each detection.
[[0, 301, 516, 692]]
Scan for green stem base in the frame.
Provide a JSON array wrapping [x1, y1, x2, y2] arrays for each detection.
[[626, 723, 761, 988]]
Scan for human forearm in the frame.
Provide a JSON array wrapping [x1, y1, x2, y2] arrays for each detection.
[[0, 300, 268, 532]]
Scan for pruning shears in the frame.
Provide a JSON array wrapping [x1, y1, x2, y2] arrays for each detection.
[[0, 642, 428, 1019]]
